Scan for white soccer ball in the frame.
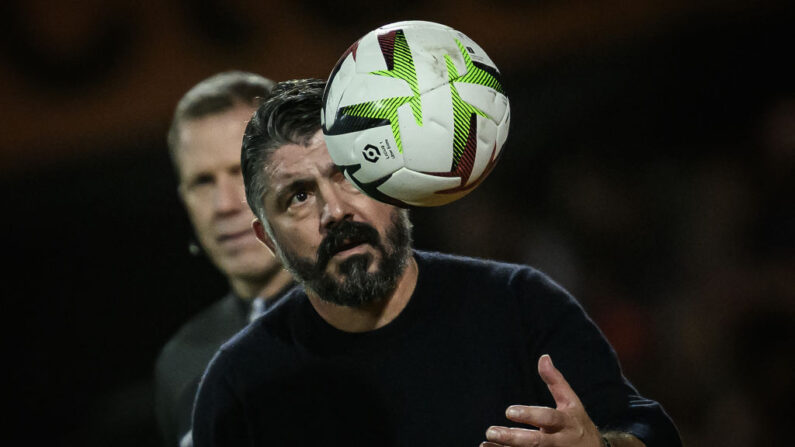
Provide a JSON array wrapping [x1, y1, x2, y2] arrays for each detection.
[[321, 20, 510, 207]]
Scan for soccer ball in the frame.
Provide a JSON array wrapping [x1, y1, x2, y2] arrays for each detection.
[[321, 20, 510, 207]]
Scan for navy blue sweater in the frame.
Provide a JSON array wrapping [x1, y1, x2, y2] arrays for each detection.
[[193, 251, 681, 446]]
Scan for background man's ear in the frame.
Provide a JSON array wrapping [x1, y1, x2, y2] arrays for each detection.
[[252, 219, 276, 255]]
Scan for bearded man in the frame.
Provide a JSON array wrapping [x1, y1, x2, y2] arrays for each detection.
[[192, 78, 681, 447]]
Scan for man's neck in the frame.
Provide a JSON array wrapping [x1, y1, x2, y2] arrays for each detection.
[[307, 256, 419, 333], [230, 268, 295, 301]]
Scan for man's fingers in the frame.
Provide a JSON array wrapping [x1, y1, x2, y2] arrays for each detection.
[[538, 354, 581, 409], [486, 426, 543, 446], [505, 405, 566, 431], [486, 357, 598, 446]]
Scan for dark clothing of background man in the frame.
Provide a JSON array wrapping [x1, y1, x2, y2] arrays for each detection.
[[155, 287, 292, 446]]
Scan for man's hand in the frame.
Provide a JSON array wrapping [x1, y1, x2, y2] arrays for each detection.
[[480, 354, 603, 447]]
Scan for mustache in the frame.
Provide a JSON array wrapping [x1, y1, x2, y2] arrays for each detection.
[[316, 220, 382, 269]]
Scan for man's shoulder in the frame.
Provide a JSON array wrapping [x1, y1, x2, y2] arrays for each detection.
[[415, 249, 528, 271], [415, 250, 552, 286], [414, 250, 575, 314], [157, 294, 242, 359], [153, 293, 248, 408], [212, 288, 307, 367]]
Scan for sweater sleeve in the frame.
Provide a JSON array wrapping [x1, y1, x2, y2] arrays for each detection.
[[510, 267, 682, 447], [191, 352, 252, 447]]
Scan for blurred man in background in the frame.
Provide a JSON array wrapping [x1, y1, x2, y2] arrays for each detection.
[[154, 71, 295, 447]]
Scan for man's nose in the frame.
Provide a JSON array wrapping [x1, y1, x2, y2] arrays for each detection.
[[319, 184, 353, 230], [214, 176, 244, 214]]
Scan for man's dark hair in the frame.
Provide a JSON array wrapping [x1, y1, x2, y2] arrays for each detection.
[[167, 71, 275, 172], [241, 78, 326, 223]]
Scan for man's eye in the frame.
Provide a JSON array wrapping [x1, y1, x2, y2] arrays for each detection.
[[289, 191, 309, 206], [190, 175, 213, 188], [184, 175, 214, 194]]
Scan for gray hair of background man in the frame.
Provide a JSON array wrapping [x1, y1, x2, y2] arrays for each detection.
[[167, 70, 276, 174], [241, 78, 326, 227]]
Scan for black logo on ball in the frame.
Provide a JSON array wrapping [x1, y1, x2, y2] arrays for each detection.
[[362, 144, 381, 163]]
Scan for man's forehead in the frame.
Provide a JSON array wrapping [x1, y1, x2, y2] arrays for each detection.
[[178, 105, 255, 147], [264, 137, 334, 189], [177, 108, 253, 170]]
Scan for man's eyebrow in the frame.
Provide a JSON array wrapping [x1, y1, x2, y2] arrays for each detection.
[[320, 162, 339, 177], [183, 169, 213, 185], [273, 178, 313, 201], [269, 162, 339, 200]]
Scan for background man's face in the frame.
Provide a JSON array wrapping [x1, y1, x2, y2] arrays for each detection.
[[176, 105, 280, 282], [258, 130, 411, 306]]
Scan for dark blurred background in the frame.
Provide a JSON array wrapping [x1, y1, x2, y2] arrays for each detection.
[[2, 1, 793, 446]]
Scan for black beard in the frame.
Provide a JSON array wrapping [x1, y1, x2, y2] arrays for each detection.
[[279, 211, 412, 307]]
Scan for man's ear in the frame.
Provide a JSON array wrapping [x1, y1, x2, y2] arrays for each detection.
[[252, 218, 277, 255]]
